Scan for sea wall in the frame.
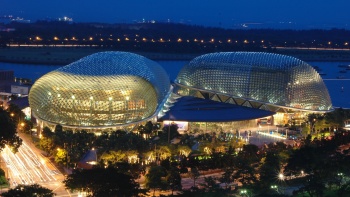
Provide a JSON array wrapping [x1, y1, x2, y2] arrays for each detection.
[[1, 47, 350, 65]]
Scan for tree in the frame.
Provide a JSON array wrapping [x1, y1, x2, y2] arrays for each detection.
[[42, 127, 54, 138], [285, 135, 346, 197], [22, 119, 33, 133], [325, 108, 350, 129], [55, 148, 68, 166], [0, 168, 7, 186], [54, 124, 63, 133], [160, 124, 179, 143], [145, 165, 167, 196], [100, 150, 126, 166], [64, 167, 141, 197], [166, 166, 182, 195], [220, 167, 235, 190], [2, 184, 55, 197], [141, 121, 154, 139], [189, 167, 201, 188], [200, 176, 222, 193], [338, 180, 350, 197], [293, 175, 326, 197], [231, 144, 259, 190], [137, 125, 146, 137], [306, 113, 326, 136], [7, 103, 25, 125], [257, 151, 281, 194], [156, 146, 171, 161], [111, 162, 145, 180], [178, 145, 192, 157], [39, 137, 55, 156], [0, 108, 22, 152]]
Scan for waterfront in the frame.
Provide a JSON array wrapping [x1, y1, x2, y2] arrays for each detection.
[[0, 60, 350, 108]]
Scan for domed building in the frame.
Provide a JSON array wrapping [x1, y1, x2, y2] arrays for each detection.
[[29, 51, 171, 129], [170, 52, 332, 126], [29, 51, 333, 132]]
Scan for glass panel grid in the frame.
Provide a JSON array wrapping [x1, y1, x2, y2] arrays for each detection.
[[29, 51, 170, 127], [175, 52, 332, 111]]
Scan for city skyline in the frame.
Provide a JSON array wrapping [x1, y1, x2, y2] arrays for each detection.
[[1, 0, 350, 29]]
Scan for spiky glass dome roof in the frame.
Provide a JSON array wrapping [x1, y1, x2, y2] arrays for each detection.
[[29, 51, 170, 128], [175, 52, 332, 112]]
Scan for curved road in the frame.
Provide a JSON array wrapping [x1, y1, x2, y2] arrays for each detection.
[[1, 133, 80, 197]]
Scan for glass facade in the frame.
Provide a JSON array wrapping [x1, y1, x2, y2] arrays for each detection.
[[175, 52, 332, 112], [29, 52, 170, 128]]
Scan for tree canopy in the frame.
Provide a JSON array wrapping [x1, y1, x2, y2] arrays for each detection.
[[2, 184, 55, 197], [64, 167, 142, 197], [0, 108, 22, 152]]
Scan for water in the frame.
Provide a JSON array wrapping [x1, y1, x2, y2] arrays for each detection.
[[0, 60, 349, 108], [0, 62, 61, 81], [310, 61, 350, 108], [0, 60, 188, 82]]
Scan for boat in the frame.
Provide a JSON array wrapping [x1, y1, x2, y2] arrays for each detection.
[[338, 64, 350, 68], [313, 66, 322, 71], [337, 75, 347, 79]]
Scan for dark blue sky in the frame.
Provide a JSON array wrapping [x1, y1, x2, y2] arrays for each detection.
[[1, 0, 350, 29]]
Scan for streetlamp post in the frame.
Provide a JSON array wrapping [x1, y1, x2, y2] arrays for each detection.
[[168, 121, 170, 144], [64, 143, 69, 170], [20, 122, 25, 133]]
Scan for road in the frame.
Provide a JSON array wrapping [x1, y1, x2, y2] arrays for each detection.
[[1, 133, 80, 197]]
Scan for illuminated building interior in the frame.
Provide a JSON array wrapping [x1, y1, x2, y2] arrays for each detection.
[[29, 51, 170, 129]]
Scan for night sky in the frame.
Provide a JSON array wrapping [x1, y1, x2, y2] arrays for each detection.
[[1, 0, 350, 28]]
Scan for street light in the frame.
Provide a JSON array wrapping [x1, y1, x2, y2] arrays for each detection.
[[278, 173, 284, 181], [271, 185, 279, 193], [240, 189, 247, 196], [19, 122, 25, 133]]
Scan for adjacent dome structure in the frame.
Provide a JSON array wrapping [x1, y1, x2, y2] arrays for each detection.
[[29, 52, 170, 128], [29, 51, 334, 131], [175, 52, 332, 112]]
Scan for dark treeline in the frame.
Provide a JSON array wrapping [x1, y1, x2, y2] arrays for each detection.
[[1, 21, 350, 53]]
